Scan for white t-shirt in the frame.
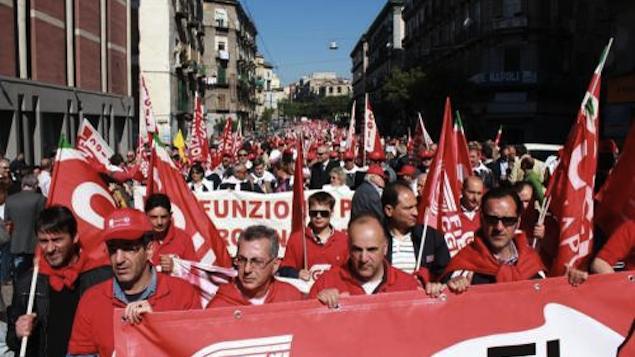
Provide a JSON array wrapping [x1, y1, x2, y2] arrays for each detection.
[[390, 232, 416, 274], [361, 277, 383, 295]]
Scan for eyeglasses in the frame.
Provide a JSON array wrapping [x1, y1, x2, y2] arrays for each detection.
[[483, 214, 518, 227], [309, 210, 331, 218], [238, 153, 248, 157], [317, 152, 327, 156], [234, 256, 275, 269]]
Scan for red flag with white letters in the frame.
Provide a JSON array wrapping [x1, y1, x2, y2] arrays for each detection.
[[418, 98, 467, 256], [218, 118, 234, 156], [76, 119, 114, 171], [187, 93, 210, 166], [47, 147, 115, 269], [545, 39, 613, 276]]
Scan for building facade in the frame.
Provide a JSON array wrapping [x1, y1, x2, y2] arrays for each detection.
[[138, 0, 204, 143], [402, 0, 616, 143], [0, 0, 135, 163], [350, 0, 404, 126], [292, 72, 352, 101], [201, 0, 257, 134], [255, 54, 284, 122]]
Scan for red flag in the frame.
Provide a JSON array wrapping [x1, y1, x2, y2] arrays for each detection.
[[415, 112, 435, 150], [454, 112, 472, 184], [494, 125, 503, 147], [346, 100, 356, 151], [545, 39, 613, 276], [187, 93, 210, 165], [48, 148, 115, 268], [76, 119, 114, 171], [139, 74, 157, 143], [291, 139, 306, 235], [417, 98, 467, 256], [218, 118, 234, 156], [147, 141, 232, 268], [595, 123, 635, 236], [364, 94, 378, 153]]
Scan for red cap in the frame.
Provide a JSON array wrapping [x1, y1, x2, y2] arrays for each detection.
[[397, 164, 416, 177], [329, 151, 338, 159], [418, 149, 434, 159], [102, 208, 153, 242], [366, 164, 386, 179], [368, 150, 386, 162], [343, 151, 355, 160]]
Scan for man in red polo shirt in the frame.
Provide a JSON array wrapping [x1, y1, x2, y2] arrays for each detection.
[[309, 214, 420, 308], [207, 225, 303, 308], [144, 193, 197, 273], [280, 191, 348, 282], [67, 208, 201, 357], [592, 220, 635, 273]]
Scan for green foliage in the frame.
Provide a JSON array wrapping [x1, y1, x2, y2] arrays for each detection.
[[279, 95, 351, 123]]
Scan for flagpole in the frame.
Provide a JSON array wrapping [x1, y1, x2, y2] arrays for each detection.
[[297, 133, 308, 272], [19, 256, 39, 357], [415, 209, 430, 271]]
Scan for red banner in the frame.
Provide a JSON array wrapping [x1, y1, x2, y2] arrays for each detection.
[[188, 93, 210, 165], [115, 273, 635, 356]]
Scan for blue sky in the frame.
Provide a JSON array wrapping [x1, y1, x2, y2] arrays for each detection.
[[241, 0, 387, 85]]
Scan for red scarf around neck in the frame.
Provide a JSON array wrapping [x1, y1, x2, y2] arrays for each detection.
[[39, 252, 86, 292], [443, 232, 545, 283]]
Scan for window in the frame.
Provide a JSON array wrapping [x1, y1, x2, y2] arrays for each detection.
[[329, 87, 334, 94], [214, 9, 228, 28], [337, 86, 342, 94], [504, 47, 521, 71], [503, 0, 521, 18]]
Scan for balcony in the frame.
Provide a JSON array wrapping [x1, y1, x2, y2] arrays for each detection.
[[175, 0, 187, 19], [217, 50, 230, 61], [492, 16, 528, 31], [215, 19, 229, 31]]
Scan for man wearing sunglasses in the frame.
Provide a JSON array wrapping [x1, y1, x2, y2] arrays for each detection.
[[441, 187, 546, 291], [207, 225, 303, 308], [67, 209, 201, 357], [279, 192, 348, 282]]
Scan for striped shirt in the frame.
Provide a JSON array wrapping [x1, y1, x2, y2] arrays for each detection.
[[390, 232, 416, 274]]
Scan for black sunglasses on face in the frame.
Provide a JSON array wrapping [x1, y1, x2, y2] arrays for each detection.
[[309, 210, 331, 218], [483, 214, 518, 227]]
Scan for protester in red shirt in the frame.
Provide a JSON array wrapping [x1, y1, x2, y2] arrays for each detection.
[[592, 220, 635, 273], [442, 187, 587, 293], [144, 193, 197, 273], [309, 214, 420, 308], [67, 208, 201, 357], [279, 191, 348, 282], [208, 225, 303, 308]]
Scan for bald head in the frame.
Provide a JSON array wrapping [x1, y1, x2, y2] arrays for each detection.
[[461, 176, 484, 211], [347, 214, 387, 282]]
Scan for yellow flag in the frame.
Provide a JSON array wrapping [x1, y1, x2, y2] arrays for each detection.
[[173, 129, 188, 163]]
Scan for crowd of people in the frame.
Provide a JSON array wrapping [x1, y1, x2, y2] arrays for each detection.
[[0, 126, 632, 356]]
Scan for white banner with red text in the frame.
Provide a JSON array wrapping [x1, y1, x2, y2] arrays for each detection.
[[114, 272, 635, 357], [135, 187, 353, 257]]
